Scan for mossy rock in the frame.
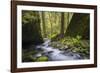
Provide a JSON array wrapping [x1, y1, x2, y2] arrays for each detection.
[[22, 55, 35, 62], [22, 50, 37, 62], [36, 56, 48, 62]]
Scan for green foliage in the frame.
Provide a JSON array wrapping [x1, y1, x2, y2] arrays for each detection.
[[58, 35, 81, 47], [22, 11, 40, 24], [48, 33, 57, 39], [22, 49, 49, 62], [52, 35, 89, 57], [36, 56, 48, 62], [22, 50, 37, 62], [22, 10, 43, 45], [22, 55, 35, 62]]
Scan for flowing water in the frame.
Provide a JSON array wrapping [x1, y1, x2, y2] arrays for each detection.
[[35, 38, 83, 61]]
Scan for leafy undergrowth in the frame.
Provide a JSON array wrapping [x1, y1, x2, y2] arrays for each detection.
[[50, 35, 90, 59]]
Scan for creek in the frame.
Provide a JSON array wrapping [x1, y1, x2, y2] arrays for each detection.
[[33, 38, 83, 61]]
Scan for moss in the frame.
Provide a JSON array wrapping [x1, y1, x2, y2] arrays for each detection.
[[36, 56, 48, 62], [22, 11, 43, 47], [65, 13, 90, 39], [22, 50, 37, 62], [22, 55, 36, 62]]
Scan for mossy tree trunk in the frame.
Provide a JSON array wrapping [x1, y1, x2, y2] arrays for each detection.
[[22, 11, 43, 48], [41, 12, 47, 38], [65, 13, 90, 39], [60, 12, 65, 38]]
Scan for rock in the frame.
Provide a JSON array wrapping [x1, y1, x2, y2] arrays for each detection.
[[48, 51, 54, 54], [36, 56, 48, 62], [35, 53, 42, 57], [22, 55, 35, 62], [64, 46, 68, 49]]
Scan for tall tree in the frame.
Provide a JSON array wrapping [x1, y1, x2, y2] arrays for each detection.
[[41, 12, 47, 38], [49, 12, 53, 38], [60, 12, 65, 38]]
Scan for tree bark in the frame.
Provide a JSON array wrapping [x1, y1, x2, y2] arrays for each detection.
[[41, 12, 47, 38], [65, 13, 90, 39], [60, 12, 64, 38], [22, 11, 43, 48]]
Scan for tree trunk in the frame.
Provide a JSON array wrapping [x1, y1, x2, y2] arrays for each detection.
[[65, 13, 90, 39], [41, 12, 47, 38], [22, 11, 43, 48], [60, 12, 64, 38]]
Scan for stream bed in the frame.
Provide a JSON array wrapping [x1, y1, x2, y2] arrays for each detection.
[[31, 38, 83, 61]]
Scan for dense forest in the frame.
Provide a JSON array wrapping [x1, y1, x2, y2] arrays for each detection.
[[22, 10, 90, 62]]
